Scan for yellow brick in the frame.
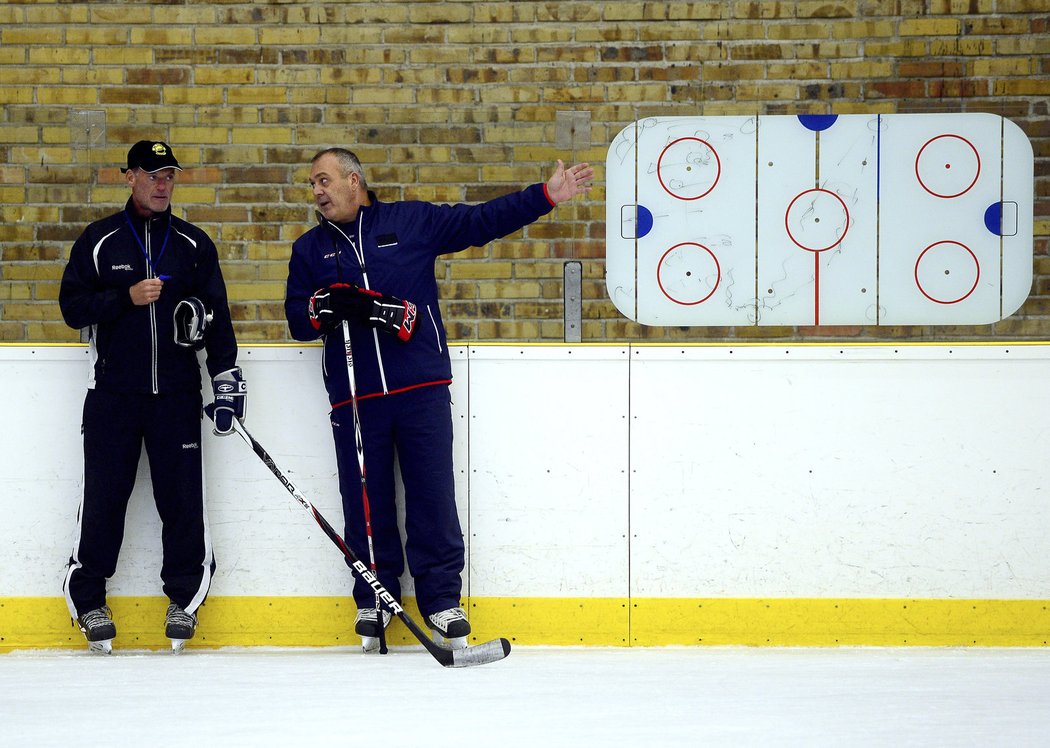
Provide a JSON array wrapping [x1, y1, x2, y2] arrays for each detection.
[[195, 28, 257, 45], [830, 61, 895, 78], [169, 127, 229, 144], [165, 88, 226, 105], [230, 128, 294, 145], [667, 2, 725, 20], [258, 27, 322, 45], [483, 163, 548, 181], [477, 281, 542, 299], [25, 322, 81, 342], [130, 28, 195, 46], [417, 88, 477, 105], [0, 187, 27, 203], [829, 20, 895, 38], [866, 40, 930, 57], [93, 48, 153, 65], [28, 47, 91, 65], [257, 69, 321, 86], [418, 165, 479, 183], [2, 28, 54, 44], [408, 4, 472, 23], [226, 282, 286, 301], [42, 126, 71, 145], [25, 6, 87, 23], [61, 68, 125, 85], [0, 87, 34, 103], [66, 27, 128, 45], [37, 89, 99, 105], [450, 262, 515, 280], [993, 79, 1050, 95], [972, 58, 1035, 76], [89, 5, 152, 24], [0, 283, 32, 300], [351, 88, 416, 105], [321, 68, 383, 85], [228, 87, 288, 105], [153, 7, 217, 24], [407, 48, 468, 66], [170, 187, 217, 204], [900, 18, 961, 35], [90, 188, 128, 205], [1, 63, 60, 83], [3, 265, 65, 281], [195, 68, 255, 85]]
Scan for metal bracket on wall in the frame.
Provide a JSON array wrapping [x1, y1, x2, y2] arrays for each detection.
[[564, 261, 582, 343], [555, 110, 591, 150], [70, 110, 106, 149]]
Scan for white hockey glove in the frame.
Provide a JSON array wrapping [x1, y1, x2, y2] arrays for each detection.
[[174, 297, 212, 349]]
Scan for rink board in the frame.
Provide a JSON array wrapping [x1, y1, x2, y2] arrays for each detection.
[[2, 343, 1049, 649]]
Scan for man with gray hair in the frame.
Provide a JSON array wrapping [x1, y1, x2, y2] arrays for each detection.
[[285, 148, 592, 652]]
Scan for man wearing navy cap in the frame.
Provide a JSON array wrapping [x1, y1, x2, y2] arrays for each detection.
[[59, 140, 245, 654]]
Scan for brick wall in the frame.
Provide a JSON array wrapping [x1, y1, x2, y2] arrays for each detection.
[[1, 0, 1047, 343]]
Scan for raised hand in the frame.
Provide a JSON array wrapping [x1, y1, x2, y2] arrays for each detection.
[[546, 159, 594, 205]]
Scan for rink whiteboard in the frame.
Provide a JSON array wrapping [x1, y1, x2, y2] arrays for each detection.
[[606, 113, 1035, 326]]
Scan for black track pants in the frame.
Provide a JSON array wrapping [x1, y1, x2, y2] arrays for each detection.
[[63, 389, 215, 618]]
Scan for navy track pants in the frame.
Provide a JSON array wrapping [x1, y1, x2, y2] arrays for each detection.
[[331, 384, 465, 618]]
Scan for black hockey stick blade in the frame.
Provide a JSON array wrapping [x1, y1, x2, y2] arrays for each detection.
[[210, 408, 512, 667]]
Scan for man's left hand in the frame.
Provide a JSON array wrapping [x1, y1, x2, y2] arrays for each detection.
[[546, 160, 594, 205], [211, 366, 247, 436]]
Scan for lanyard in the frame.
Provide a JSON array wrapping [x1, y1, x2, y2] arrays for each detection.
[[124, 211, 172, 281]]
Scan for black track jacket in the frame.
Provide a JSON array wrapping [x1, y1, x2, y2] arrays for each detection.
[[60, 199, 237, 394]]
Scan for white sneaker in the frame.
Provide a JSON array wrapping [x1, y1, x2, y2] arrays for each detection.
[[355, 608, 392, 652], [427, 607, 470, 650]]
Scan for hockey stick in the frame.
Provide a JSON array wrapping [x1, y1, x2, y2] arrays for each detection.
[[341, 319, 387, 654], [209, 408, 511, 668]]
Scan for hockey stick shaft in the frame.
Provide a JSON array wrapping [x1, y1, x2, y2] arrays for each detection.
[[219, 414, 510, 668], [341, 320, 386, 654]]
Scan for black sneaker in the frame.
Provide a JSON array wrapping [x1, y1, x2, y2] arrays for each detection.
[[77, 605, 116, 652], [165, 603, 197, 641]]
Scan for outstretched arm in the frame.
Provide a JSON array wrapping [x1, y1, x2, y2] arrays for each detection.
[[545, 159, 594, 205]]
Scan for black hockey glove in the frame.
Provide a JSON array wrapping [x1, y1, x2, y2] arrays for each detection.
[[174, 297, 212, 349], [211, 366, 247, 436], [367, 291, 417, 342], [309, 283, 416, 342], [308, 283, 372, 332]]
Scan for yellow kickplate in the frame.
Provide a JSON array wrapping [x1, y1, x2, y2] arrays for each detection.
[[2, 597, 1048, 651]]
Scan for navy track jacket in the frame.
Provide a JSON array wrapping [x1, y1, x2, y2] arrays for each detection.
[[60, 199, 238, 394], [285, 182, 556, 407]]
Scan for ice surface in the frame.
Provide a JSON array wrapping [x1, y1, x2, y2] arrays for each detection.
[[2, 646, 1049, 746]]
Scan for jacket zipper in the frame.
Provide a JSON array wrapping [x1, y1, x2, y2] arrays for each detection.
[[329, 211, 389, 395], [147, 218, 159, 394]]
